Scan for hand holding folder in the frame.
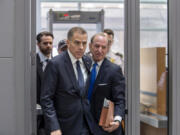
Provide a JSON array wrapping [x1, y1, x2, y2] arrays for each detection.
[[99, 98, 125, 133], [99, 98, 114, 127]]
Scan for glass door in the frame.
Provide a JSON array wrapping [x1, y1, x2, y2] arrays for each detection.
[[32, 0, 180, 135], [139, 0, 168, 135]]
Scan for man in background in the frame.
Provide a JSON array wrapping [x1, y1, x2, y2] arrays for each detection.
[[103, 29, 124, 71], [36, 31, 54, 104], [36, 31, 54, 135], [57, 39, 68, 54]]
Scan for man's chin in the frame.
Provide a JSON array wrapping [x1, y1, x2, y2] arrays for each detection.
[[75, 55, 83, 59], [44, 51, 52, 55], [94, 57, 103, 62]]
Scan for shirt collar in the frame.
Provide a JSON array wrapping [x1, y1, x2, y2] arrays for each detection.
[[67, 49, 83, 64], [93, 59, 104, 67], [38, 50, 50, 63]]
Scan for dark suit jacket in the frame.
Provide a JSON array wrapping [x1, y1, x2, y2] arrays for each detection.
[[40, 51, 96, 135], [90, 58, 125, 135], [37, 53, 43, 104]]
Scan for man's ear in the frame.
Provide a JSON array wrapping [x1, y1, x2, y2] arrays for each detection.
[[89, 43, 92, 51], [37, 42, 40, 47], [66, 40, 70, 48]]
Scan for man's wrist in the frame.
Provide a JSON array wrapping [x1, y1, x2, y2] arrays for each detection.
[[114, 116, 122, 123]]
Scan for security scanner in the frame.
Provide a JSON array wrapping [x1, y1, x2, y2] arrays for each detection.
[[47, 9, 104, 56], [47, 9, 104, 33]]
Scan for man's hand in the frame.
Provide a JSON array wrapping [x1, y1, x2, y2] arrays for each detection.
[[51, 130, 62, 135], [102, 121, 120, 133]]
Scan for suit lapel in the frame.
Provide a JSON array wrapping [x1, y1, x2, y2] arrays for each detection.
[[64, 51, 79, 91], [82, 56, 92, 97], [37, 54, 43, 79], [82, 56, 91, 73]]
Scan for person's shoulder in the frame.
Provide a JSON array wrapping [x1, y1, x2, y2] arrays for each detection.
[[83, 53, 91, 60], [111, 51, 123, 60], [83, 54, 92, 63], [105, 58, 122, 71], [36, 53, 42, 67], [105, 58, 117, 66], [36, 53, 40, 61], [114, 52, 123, 59], [84, 51, 92, 57], [50, 51, 66, 64]]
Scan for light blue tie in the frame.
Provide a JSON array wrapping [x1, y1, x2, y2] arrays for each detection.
[[88, 63, 98, 101]]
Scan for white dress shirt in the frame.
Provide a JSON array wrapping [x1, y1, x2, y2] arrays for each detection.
[[67, 50, 88, 82], [38, 50, 51, 71]]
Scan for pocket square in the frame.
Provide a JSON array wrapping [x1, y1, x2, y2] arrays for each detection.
[[98, 83, 108, 86]]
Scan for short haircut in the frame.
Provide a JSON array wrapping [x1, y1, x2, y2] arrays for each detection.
[[103, 29, 114, 38], [90, 32, 108, 44], [67, 27, 87, 41], [36, 31, 54, 43], [58, 39, 67, 50]]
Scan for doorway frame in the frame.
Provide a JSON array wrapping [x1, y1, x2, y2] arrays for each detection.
[[124, 0, 140, 135], [27, 0, 180, 135]]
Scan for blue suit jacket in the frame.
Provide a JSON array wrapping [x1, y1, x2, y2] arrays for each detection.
[[40, 51, 96, 135], [90, 58, 125, 135]]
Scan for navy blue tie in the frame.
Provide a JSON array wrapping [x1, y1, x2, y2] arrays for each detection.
[[76, 60, 84, 90], [88, 63, 98, 101]]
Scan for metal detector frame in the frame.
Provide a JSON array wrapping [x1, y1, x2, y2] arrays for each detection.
[[47, 9, 104, 33]]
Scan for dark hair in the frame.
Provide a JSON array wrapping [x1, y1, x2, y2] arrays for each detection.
[[67, 27, 87, 41], [90, 32, 107, 44], [58, 39, 67, 49], [36, 31, 54, 43], [103, 29, 114, 38]]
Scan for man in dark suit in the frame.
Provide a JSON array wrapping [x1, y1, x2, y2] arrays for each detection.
[[36, 31, 54, 135], [37, 31, 54, 104], [88, 33, 125, 135], [40, 27, 95, 135]]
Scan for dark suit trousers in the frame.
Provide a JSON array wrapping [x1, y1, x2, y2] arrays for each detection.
[[81, 115, 92, 135], [37, 114, 47, 135]]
